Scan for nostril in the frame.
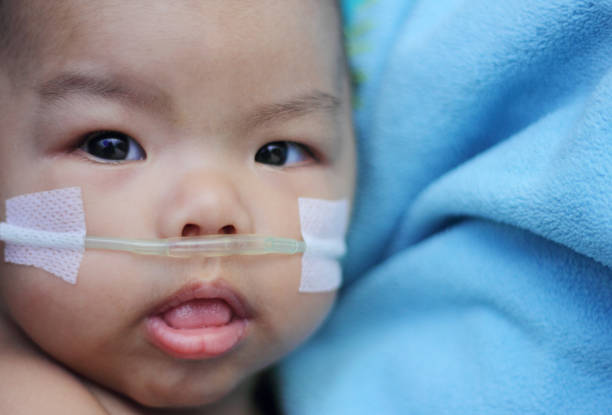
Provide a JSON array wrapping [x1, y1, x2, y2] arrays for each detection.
[[220, 225, 236, 234], [182, 224, 201, 237]]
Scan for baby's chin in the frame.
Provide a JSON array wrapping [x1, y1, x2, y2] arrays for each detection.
[[87, 362, 251, 412]]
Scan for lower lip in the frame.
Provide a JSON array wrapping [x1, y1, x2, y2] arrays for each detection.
[[145, 316, 247, 360]]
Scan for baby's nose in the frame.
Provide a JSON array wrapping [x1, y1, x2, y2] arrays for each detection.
[[157, 170, 253, 239], [181, 222, 236, 237]]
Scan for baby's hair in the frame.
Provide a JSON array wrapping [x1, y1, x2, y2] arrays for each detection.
[[0, 0, 26, 74], [0, 0, 17, 74], [334, 0, 352, 96], [0, 0, 50, 79]]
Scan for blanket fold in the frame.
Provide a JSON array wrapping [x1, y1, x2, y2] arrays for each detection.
[[280, 1, 612, 413]]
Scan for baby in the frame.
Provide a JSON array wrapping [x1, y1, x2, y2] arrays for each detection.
[[0, 1, 355, 414]]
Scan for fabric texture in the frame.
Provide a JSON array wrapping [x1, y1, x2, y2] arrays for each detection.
[[279, 0, 612, 413]]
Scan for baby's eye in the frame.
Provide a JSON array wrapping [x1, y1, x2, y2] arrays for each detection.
[[79, 131, 146, 162], [254, 141, 316, 166]]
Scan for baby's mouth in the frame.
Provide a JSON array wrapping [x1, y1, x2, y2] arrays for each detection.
[[145, 282, 251, 360], [161, 298, 233, 329]]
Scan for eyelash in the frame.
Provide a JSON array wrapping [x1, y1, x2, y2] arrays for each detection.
[[74, 130, 322, 167], [76, 130, 146, 163], [254, 141, 320, 167]]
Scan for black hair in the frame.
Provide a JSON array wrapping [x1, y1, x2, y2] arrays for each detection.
[[0, 0, 48, 79]]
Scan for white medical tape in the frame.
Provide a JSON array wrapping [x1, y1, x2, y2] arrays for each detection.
[[2, 187, 86, 284], [298, 198, 349, 293], [0, 188, 351, 291]]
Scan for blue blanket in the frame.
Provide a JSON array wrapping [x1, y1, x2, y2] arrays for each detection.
[[279, 1, 612, 413]]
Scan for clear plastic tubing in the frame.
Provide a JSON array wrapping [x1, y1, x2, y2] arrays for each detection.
[[85, 234, 306, 257]]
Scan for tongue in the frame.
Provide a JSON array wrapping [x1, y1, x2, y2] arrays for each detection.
[[162, 299, 233, 329]]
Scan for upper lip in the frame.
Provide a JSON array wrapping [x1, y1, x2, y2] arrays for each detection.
[[150, 280, 253, 320]]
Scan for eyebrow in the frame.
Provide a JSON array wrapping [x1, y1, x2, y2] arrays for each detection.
[[37, 72, 173, 116], [245, 90, 342, 130], [37, 72, 342, 129]]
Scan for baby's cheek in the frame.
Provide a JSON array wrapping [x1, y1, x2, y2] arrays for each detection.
[[275, 291, 336, 362], [251, 253, 336, 355], [0, 264, 85, 353], [0, 254, 132, 362]]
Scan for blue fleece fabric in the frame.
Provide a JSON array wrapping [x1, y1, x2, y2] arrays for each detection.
[[279, 1, 612, 413]]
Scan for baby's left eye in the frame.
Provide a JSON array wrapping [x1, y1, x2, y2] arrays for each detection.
[[255, 141, 316, 166], [79, 130, 146, 162]]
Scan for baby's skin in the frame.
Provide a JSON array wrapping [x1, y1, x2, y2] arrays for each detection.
[[0, 1, 355, 413]]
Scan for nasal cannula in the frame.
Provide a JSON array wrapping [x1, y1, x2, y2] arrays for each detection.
[[85, 234, 306, 257], [0, 222, 308, 257]]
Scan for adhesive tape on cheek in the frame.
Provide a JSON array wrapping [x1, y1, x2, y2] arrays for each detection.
[[298, 198, 349, 293], [0, 188, 350, 290], [2, 187, 85, 284]]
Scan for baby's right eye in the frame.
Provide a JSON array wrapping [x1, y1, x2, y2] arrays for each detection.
[[79, 131, 146, 162]]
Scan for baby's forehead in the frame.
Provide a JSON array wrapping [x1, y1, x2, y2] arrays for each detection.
[[2, 0, 344, 81], [2, 1, 350, 140]]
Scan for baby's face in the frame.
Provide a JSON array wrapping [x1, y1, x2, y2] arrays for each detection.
[[0, 0, 354, 408]]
